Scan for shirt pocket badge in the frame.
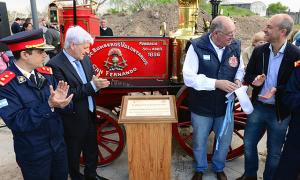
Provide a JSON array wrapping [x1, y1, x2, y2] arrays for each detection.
[[203, 55, 211, 61]]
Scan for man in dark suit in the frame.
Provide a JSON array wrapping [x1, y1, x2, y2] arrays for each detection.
[[11, 17, 22, 34], [274, 60, 300, 180], [237, 14, 300, 180], [47, 26, 110, 180]]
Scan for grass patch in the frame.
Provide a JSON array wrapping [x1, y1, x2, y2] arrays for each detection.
[[201, 3, 256, 17]]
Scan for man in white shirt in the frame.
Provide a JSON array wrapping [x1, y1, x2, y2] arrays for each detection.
[[183, 16, 244, 180]]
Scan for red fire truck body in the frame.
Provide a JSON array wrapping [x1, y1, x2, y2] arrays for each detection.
[[49, 3, 247, 167]]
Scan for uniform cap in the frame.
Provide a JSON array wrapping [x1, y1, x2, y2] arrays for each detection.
[[0, 29, 54, 52]]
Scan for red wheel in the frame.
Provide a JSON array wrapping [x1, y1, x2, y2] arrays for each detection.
[[172, 85, 247, 161], [81, 106, 126, 167]]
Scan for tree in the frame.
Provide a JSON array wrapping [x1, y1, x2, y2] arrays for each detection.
[[82, 0, 109, 12], [267, 2, 288, 15]]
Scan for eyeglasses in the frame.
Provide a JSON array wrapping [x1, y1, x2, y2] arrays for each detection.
[[218, 31, 235, 37]]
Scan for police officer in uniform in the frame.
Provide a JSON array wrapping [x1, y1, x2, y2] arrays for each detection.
[[274, 60, 300, 180], [0, 30, 73, 180]]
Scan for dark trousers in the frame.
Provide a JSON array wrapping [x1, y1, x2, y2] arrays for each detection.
[[244, 102, 289, 180], [274, 115, 300, 180], [65, 112, 98, 180], [17, 144, 68, 180]]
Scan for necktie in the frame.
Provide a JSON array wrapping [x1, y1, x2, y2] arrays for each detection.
[[29, 74, 36, 86], [74, 60, 94, 112]]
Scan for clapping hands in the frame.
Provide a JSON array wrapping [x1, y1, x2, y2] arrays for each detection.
[[92, 75, 110, 90], [252, 74, 266, 86], [258, 87, 277, 100], [48, 81, 74, 109]]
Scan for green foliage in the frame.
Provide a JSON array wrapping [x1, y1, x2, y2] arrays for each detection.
[[200, 1, 211, 12], [107, 8, 121, 14], [220, 5, 255, 16], [202, 2, 255, 17], [267, 2, 288, 14]]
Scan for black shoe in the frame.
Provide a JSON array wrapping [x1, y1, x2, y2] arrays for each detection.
[[236, 174, 257, 180], [216, 171, 227, 180], [70, 172, 85, 180], [85, 174, 109, 180], [192, 172, 203, 180]]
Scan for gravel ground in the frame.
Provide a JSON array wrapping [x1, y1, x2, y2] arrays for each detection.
[[0, 121, 267, 180]]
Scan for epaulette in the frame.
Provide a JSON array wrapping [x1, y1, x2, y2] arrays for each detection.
[[0, 71, 16, 86], [36, 66, 53, 75], [295, 60, 300, 68]]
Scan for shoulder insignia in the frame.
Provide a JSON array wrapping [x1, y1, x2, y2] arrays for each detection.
[[0, 71, 16, 86], [36, 66, 53, 75], [295, 60, 300, 68]]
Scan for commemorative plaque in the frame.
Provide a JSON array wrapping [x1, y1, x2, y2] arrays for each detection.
[[119, 95, 177, 123]]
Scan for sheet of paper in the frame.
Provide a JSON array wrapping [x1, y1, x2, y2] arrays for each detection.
[[226, 86, 254, 114]]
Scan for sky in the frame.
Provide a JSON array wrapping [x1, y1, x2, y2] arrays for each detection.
[[264, 0, 300, 12], [0, 0, 300, 13]]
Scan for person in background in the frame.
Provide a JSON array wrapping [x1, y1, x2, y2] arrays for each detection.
[[292, 30, 300, 47], [183, 16, 244, 180], [0, 29, 73, 180], [273, 60, 300, 180], [19, 18, 26, 30], [242, 31, 266, 66], [100, 17, 113, 36], [22, 22, 33, 31], [0, 51, 9, 73], [237, 14, 300, 180], [39, 18, 49, 34], [47, 26, 110, 180], [25, 17, 32, 24], [0, 42, 10, 72], [11, 17, 22, 34], [45, 23, 60, 58], [21, 18, 33, 31]]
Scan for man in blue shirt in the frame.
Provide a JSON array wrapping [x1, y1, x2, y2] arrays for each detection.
[[237, 14, 300, 180]]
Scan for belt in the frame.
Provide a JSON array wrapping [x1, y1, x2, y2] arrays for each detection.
[[257, 101, 275, 108]]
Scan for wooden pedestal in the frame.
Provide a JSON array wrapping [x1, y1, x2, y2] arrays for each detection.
[[119, 95, 177, 180]]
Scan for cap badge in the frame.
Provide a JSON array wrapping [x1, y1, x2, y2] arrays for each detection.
[[17, 76, 27, 84]]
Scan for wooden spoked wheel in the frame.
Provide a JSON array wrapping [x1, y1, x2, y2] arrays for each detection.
[[80, 106, 126, 167], [172, 85, 247, 161]]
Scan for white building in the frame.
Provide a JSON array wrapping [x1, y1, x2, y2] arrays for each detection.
[[221, 1, 267, 16]]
